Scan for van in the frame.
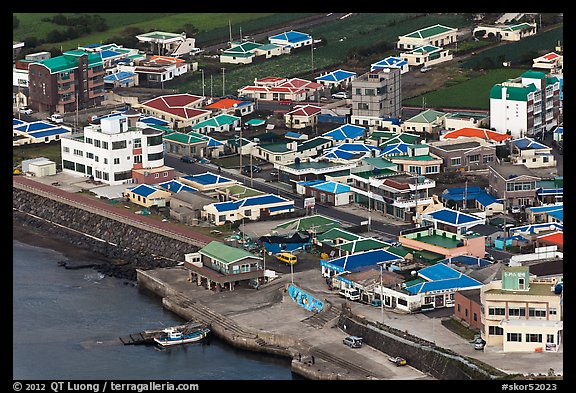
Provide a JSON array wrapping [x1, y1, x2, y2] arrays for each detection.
[[276, 252, 297, 265], [339, 287, 360, 301]]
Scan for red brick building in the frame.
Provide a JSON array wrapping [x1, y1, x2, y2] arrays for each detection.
[[454, 288, 482, 331]]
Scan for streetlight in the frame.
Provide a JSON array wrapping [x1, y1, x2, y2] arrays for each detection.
[[290, 260, 294, 284]]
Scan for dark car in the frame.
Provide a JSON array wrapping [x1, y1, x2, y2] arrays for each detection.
[[180, 155, 196, 163], [242, 165, 262, 175]]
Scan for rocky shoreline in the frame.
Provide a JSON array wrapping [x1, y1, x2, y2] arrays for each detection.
[[13, 210, 178, 281]]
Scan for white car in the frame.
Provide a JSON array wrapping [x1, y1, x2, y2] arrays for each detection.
[[331, 92, 348, 99], [18, 106, 33, 115], [48, 114, 64, 124], [420, 65, 432, 73]]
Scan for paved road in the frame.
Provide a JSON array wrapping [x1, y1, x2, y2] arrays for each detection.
[[165, 154, 413, 238]]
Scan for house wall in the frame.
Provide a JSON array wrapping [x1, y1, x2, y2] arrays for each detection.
[[454, 292, 482, 331]]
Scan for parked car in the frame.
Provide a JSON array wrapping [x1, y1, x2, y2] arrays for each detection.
[[331, 92, 348, 99], [275, 252, 297, 265], [388, 356, 407, 366], [474, 338, 486, 350], [48, 114, 64, 124], [180, 155, 196, 163], [343, 336, 363, 348], [420, 65, 432, 73], [510, 205, 522, 214], [242, 165, 262, 175], [18, 106, 33, 115]]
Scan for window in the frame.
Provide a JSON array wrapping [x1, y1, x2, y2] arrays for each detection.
[[518, 278, 525, 290], [133, 138, 142, 148], [549, 308, 557, 315], [547, 334, 555, 343], [102, 141, 108, 150], [508, 307, 526, 317], [219, 215, 226, 222], [488, 307, 506, 316], [244, 210, 252, 217], [112, 140, 127, 150], [483, 154, 494, 163], [364, 88, 375, 96], [154, 173, 159, 179], [468, 154, 480, 163], [450, 157, 461, 166], [113, 158, 120, 165], [163, 171, 168, 177], [525, 334, 542, 343], [63, 146, 70, 153], [528, 308, 546, 318], [507, 333, 522, 342], [473, 313, 477, 322], [397, 298, 407, 306]]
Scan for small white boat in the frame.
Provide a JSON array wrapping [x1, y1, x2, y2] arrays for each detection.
[[153, 326, 210, 347]]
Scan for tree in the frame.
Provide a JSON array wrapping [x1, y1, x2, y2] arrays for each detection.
[[181, 24, 199, 37]]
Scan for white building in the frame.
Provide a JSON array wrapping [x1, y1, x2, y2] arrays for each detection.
[[60, 112, 165, 185], [489, 70, 561, 138]]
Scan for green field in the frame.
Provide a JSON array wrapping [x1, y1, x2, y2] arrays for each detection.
[[13, 13, 316, 51], [403, 68, 529, 110], [170, 13, 471, 96]]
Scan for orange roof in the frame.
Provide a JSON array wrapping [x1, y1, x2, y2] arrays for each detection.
[[537, 231, 563, 246], [443, 127, 512, 142], [542, 52, 560, 61], [205, 98, 242, 109], [149, 55, 185, 63]]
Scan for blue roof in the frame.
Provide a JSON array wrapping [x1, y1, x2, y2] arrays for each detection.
[[380, 142, 411, 156], [158, 180, 196, 193], [308, 181, 350, 194], [323, 124, 366, 141], [104, 71, 136, 81], [212, 194, 293, 212], [139, 116, 169, 126], [27, 127, 71, 138], [322, 249, 403, 273], [424, 208, 484, 226], [269, 30, 311, 43], [315, 69, 356, 82], [127, 184, 162, 197], [526, 204, 563, 214], [554, 127, 563, 135], [285, 131, 306, 139], [442, 186, 500, 207], [13, 118, 26, 126], [100, 49, 122, 59], [509, 222, 563, 234], [371, 57, 408, 71], [405, 263, 483, 294], [439, 255, 491, 267], [15, 121, 55, 133], [183, 172, 234, 186], [513, 137, 549, 150]]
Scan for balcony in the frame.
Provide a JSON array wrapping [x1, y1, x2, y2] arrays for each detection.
[[393, 196, 433, 208]]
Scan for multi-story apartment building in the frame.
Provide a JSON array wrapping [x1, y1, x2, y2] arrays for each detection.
[[481, 266, 562, 352], [428, 137, 497, 172], [28, 52, 105, 114], [489, 70, 561, 138], [487, 162, 541, 209], [60, 111, 168, 185], [350, 68, 401, 128]]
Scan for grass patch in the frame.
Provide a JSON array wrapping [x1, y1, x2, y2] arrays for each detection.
[[441, 317, 479, 341], [403, 68, 528, 110], [13, 141, 62, 168]]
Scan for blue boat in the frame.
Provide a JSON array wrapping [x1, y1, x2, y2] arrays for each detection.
[[154, 326, 210, 347]]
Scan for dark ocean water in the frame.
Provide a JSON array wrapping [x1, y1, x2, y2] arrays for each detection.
[[12, 239, 296, 380]]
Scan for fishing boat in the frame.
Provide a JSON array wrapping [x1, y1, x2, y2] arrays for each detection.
[[153, 326, 210, 347]]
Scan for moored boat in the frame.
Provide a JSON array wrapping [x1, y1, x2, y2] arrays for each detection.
[[153, 326, 210, 347]]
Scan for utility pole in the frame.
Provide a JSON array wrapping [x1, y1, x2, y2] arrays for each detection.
[[201, 69, 205, 98], [221, 68, 225, 97]]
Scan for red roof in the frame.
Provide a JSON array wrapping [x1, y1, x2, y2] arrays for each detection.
[[141, 93, 208, 119], [286, 104, 322, 116], [537, 231, 563, 247], [542, 52, 560, 61], [443, 127, 512, 142]]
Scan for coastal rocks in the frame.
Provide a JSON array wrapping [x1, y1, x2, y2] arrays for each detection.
[[13, 187, 201, 281]]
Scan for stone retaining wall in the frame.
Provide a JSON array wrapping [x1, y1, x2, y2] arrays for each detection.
[[13, 187, 200, 280]]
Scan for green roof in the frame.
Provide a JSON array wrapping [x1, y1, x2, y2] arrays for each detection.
[[406, 109, 445, 124], [362, 157, 396, 169], [275, 214, 341, 233], [392, 154, 439, 161], [193, 114, 239, 129], [521, 70, 546, 79], [163, 132, 205, 144], [259, 142, 291, 153], [223, 185, 264, 198], [37, 52, 102, 73], [403, 24, 456, 39], [317, 228, 362, 243], [489, 84, 538, 101], [338, 238, 389, 253], [413, 249, 445, 262], [386, 246, 416, 257], [138, 31, 181, 39], [297, 137, 331, 152], [200, 241, 261, 265]]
